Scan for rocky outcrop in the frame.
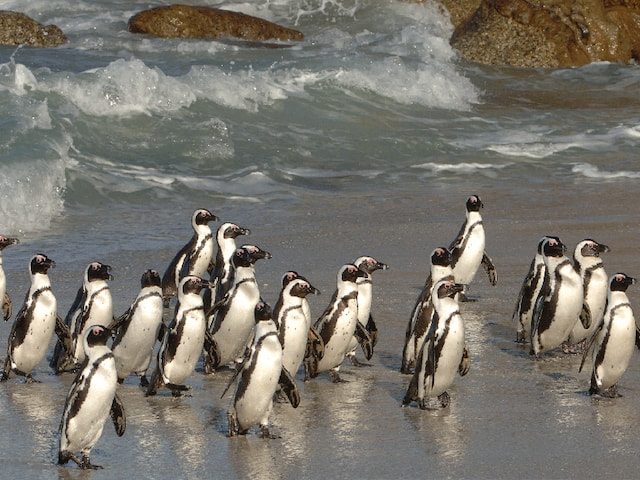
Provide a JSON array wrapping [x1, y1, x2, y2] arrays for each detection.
[[0, 11, 67, 47], [128, 5, 303, 42]]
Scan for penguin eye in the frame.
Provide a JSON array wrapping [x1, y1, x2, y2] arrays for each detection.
[[615, 274, 625, 282], [92, 326, 103, 336]]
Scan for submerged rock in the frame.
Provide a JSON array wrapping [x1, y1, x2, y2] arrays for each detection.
[[0, 11, 67, 47], [128, 5, 304, 42]]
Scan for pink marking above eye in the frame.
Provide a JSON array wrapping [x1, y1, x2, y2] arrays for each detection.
[[616, 274, 625, 281]]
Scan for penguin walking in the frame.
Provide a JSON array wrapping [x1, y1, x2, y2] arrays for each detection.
[[111, 269, 165, 387], [146, 276, 211, 396], [402, 280, 467, 409], [276, 274, 320, 379], [304, 264, 369, 383], [0, 236, 19, 320], [345, 256, 388, 366], [401, 247, 454, 374], [530, 237, 583, 359], [58, 325, 126, 470], [448, 195, 497, 301], [161, 208, 219, 300], [226, 302, 300, 438], [565, 239, 610, 352], [50, 262, 116, 374], [1, 254, 59, 382], [513, 237, 552, 343], [579, 273, 636, 397], [204, 245, 271, 374]]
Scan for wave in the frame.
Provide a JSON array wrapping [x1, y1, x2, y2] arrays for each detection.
[[572, 163, 640, 180]]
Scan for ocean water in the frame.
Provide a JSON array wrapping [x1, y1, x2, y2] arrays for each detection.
[[0, 0, 640, 478]]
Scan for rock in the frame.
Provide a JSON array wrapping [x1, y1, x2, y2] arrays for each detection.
[[128, 5, 303, 42], [0, 11, 67, 47]]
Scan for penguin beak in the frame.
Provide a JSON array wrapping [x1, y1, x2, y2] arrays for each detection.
[[451, 283, 465, 297], [101, 264, 114, 281], [46, 259, 56, 269], [597, 243, 610, 255], [308, 284, 321, 296], [374, 262, 389, 272]]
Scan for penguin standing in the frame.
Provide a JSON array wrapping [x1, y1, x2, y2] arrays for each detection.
[[111, 269, 165, 387], [204, 245, 271, 374], [530, 237, 583, 358], [565, 239, 610, 351], [580, 273, 636, 397], [448, 195, 497, 301], [146, 276, 211, 396], [402, 280, 467, 409], [0, 236, 19, 320], [50, 262, 115, 374], [58, 325, 126, 470], [401, 247, 454, 374], [161, 208, 219, 300], [226, 302, 300, 438], [345, 256, 388, 366], [513, 237, 552, 343], [1, 254, 58, 382], [304, 264, 369, 383]]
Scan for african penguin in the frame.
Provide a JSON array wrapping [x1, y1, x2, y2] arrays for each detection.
[[203, 245, 271, 374], [401, 247, 454, 374], [146, 276, 211, 396], [304, 264, 368, 383], [565, 239, 610, 351], [513, 237, 552, 344], [580, 273, 636, 397], [402, 280, 467, 409], [1, 254, 58, 383], [111, 269, 164, 387], [448, 195, 497, 301], [345, 256, 388, 366], [0, 236, 19, 321], [58, 325, 125, 470], [530, 236, 583, 359], [161, 208, 219, 300], [226, 302, 300, 438]]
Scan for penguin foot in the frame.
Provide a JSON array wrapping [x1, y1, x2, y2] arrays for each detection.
[[347, 355, 372, 367], [259, 424, 279, 439], [145, 369, 163, 397], [24, 373, 40, 384], [169, 384, 192, 397], [561, 341, 581, 355], [515, 330, 527, 344], [329, 370, 347, 383], [438, 392, 451, 408], [138, 374, 149, 388], [80, 453, 102, 470], [228, 412, 238, 437]]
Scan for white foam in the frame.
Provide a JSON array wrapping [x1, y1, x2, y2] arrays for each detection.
[[413, 162, 512, 178], [572, 163, 640, 180]]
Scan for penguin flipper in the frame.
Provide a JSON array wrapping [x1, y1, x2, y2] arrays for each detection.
[[54, 316, 73, 355], [579, 324, 603, 373], [204, 330, 221, 371], [306, 326, 324, 361], [366, 315, 378, 348], [458, 344, 470, 377], [110, 394, 126, 436], [354, 322, 374, 360], [636, 326, 640, 350], [279, 367, 300, 408], [579, 303, 592, 329], [481, 252, 498, 286], [530, 279, 549, 339], [220, 360, 244, 399], [2, 293, 11, 321]]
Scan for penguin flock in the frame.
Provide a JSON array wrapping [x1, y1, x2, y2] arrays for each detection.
[[0, 195, 637, 470]]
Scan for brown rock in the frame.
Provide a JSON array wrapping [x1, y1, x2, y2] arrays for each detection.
[[128, 5, 303, 42], [0, 11, 66, 47]]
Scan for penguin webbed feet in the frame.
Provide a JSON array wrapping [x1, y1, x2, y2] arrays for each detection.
[[259, 424, 279, 439], [347, 352, 372, 368], [437, 391, 451, 408], [329, 369, 347, 383], [168, 383, 191, 397]]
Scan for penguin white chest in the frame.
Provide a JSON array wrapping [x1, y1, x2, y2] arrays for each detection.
[[280, 306, 310, 375]]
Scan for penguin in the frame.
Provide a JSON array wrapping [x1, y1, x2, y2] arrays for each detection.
[[579, 273, 636, 397], [402, 280, 467, 409], [1, 254, 58, 382], [58, 325, 126, 470], [276, 275, 320, 380], [226, 302, 300, 438], [448, 195, 497, 301], [161, 208, 219, 300], [565, 239, 610, 351], [345, 256, 388, 366], [304, 264, 369, 383], [203, 245, 271, 374], [50, 262, 116, 374], [111, 269, 165, 387], [0, 236, 19, 321], [146, 276, 211, 396], [401, 247, 454, 374], [513, 237, 552, 344], [530, 236, 583, 359]]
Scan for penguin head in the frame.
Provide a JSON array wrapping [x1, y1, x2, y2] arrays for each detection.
[[254, 301, 273, 324], [30, 254, 55, 275], [84, 325, 112, 349], [141, 269, 162, 289], [576, 239, 610, 258], [290, 278, 321, 298], [281, 271, 302, 288], [221, 223, 251, 239], [354, 256, 389, 275], [193, 209, 219, 227], [0, 236, 19, 251], [87, 262, 113, 282], [435, 280, 465, 299], [536, 236, 553, 255], [240, 244, 272, 264], [466, 195, 483, 212], [542, 236, 566, 257], [339, 264, 367, 284], [430, 247, 452, 267], [179, 276, 210, 296], [610, 273, 636, 292]]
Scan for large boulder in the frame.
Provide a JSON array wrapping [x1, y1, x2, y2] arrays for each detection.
[[128, 5, 303, 42], [0, 11, 67, 47]]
